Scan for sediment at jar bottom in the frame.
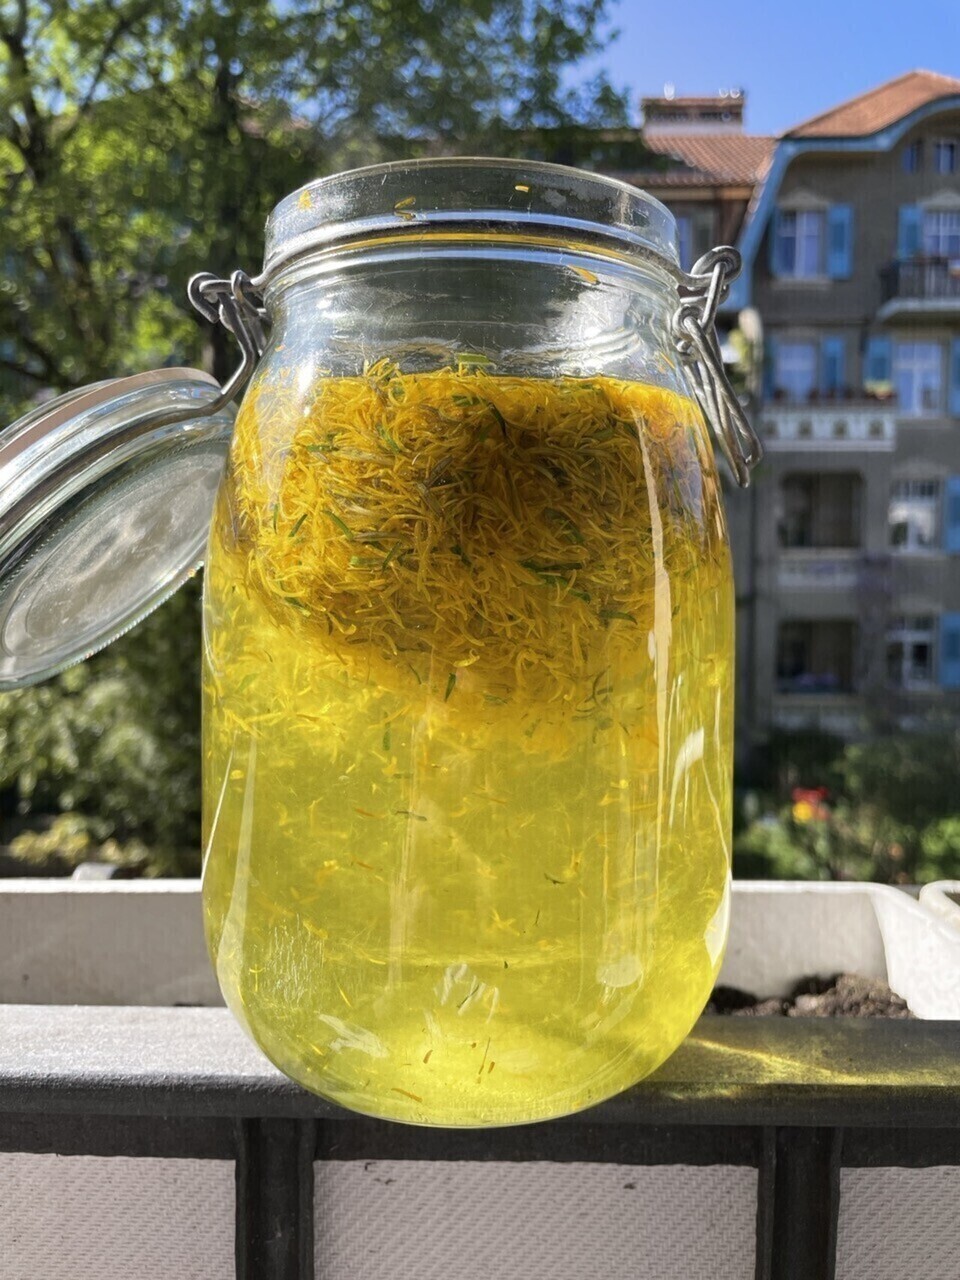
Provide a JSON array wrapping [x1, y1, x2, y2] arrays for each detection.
[[201, 367, 734, 1125]]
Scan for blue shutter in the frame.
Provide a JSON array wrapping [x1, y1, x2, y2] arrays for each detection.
[[768, 210, 782, 276], [897, 205, 922, 259], [821, 336, 846, 394], [940, 613, 960, 688], [827, 205, 854, 278], [865, 335, 893, 385], [950, 338, 960, 416], [944, 477, 960, 553], [763, 336, 779, 400]]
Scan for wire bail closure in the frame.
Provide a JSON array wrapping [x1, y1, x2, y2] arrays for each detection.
[[672, 247, 762, 488], [185, 271, 267, 411]]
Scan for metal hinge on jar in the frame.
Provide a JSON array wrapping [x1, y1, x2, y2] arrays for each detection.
[[183, 270, 268, 415], [672, 247, 763, 488]]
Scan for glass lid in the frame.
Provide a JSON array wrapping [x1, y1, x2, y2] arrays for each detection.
[[0, 367, 235, 690]]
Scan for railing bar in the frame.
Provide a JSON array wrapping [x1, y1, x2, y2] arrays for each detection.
[[768, 1126, 841, 1280], [316, 1118, 759, 1165], [236, 1117, 315, 1280], [300, 1120, 317, 1280], [0, 1112, 235, 1159], [842, 1125, 960, 1167], [754, 1127, 776, 1280]]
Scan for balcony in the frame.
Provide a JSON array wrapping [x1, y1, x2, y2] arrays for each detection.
[[879, 256, 960, 319], [761, 402, 896, 452], [1, 880, 960, 1279], [777, 550, 863, 592]]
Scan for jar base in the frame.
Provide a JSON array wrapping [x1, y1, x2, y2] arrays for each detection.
[[222, 980, 714, 1128]]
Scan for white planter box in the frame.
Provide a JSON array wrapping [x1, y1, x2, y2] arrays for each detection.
[[721, 881, 960, 1020], [0, 877, 958, 1017]]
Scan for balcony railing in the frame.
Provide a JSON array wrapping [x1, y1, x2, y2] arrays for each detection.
[[880, 255, 960, 306], [761, 404, 896, 451], [1, 881, 959, 1280], [777, 552, 863, 591]]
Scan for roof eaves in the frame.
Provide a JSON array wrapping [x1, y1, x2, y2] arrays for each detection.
[[725, 89, 960, 312]]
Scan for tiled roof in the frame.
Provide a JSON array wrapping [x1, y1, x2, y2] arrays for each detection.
[[639, 134, 775, 187], [785, 69, 960, 139]]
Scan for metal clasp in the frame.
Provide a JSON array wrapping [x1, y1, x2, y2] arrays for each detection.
[[672, 248, 762, 488], [112, 271, 266, 436], [185, 270, 267, 413]]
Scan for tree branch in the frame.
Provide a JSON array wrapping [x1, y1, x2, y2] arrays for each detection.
[[0, 23, 48, 181], [0, 354, 54, 386], [74, 1, 156, 122]]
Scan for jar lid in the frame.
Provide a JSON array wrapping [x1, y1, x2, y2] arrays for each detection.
[[260, 157, 681, 283], [0, 368, 235, 690]]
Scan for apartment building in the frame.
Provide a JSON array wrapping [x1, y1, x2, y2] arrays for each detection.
[[722, 70, 960, 741], [625, 72, 960, 743], [614, 90, 773, 267]]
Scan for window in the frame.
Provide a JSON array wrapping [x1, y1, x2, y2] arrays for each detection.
[[887, 615, 937, 689], [934, 140, 958, 174], [775, 341, 818, 402], [889, 479, 940, 551], [922, 210, 960, 258], [780, 473, 862, 549], [677, 215, 691, 272], [904, 140, 923, 173], [675, 211, 713, 271], [893, 341, 942, 415], [776, 621, 857, 694], [774, 210, 824, 278]]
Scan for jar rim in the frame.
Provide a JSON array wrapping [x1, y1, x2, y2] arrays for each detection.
[[260, 157, 680, 283]]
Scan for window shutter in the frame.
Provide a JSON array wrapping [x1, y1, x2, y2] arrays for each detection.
[[897, 205, 922, 259], [944, 477, 960, 552], [864, 335, 893, 385], [693, 214, 713, 266], [821, 336, 846, 394], [940, 613, 960, 688], [768, 210, 782, 276], [827, 205, 854, 278], [763, 336, 779, 400], [950, 338, 960, 416]]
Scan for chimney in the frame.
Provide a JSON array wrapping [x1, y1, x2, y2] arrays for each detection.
[[641, 89, 746, 135]]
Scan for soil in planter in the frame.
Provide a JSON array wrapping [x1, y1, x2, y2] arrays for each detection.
[[707, 974, 914, 1018]]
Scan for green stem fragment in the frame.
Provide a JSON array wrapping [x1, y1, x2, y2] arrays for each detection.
[[323, 509, 355, 539]]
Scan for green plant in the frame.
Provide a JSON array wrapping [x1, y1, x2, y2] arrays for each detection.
[[0, 584, 203, 874]]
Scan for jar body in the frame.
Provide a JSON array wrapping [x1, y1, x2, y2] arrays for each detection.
[[201, 225, 734, 1126]]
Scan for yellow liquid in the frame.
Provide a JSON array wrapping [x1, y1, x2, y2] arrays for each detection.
[[202, 367, 733, 1126]]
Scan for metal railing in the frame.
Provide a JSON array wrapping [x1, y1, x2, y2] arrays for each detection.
[[880, 256, 960, 304], [2, 1004, 960, 1280], [2, 882, 959, 1279]]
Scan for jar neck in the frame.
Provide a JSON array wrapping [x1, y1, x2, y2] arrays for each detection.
[[261, 238, 682, 381]]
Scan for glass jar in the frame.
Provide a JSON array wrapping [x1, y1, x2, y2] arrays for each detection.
[[199, 159, 758, 1126]]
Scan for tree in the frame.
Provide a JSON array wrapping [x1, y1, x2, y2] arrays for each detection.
[[0, 1, 626, 394], [0, 0, 626, 872]]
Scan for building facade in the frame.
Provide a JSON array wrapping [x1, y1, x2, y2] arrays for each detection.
[[626, 72, 960, 745]]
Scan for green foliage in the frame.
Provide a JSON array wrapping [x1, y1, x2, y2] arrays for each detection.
[[0, 585, 203, 874], [734, 729, 960, 885], [0, 0, 626, 874], [746, 728, 847, 795], [839, 731, 960, 832]]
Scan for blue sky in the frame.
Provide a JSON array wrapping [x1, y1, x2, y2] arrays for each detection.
[[595, 0, 960, 135]]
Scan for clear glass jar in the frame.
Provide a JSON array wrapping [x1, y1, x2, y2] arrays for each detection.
[[200, 159, 742, 1127]]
